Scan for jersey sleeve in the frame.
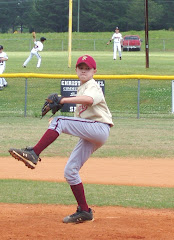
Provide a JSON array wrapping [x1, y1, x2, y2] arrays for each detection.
[[111, 33, 115, 40]]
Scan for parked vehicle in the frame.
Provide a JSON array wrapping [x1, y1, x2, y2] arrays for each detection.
[[122, 35, 142, 51]]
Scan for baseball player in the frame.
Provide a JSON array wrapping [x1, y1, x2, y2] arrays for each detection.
[[9, 55, 114, 224], [0, 45, 8, 90], [23, 32, 46, 68], [107, 26, 123, 60]]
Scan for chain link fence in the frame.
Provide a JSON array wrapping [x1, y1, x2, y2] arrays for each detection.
[[0, 38, 174, 52], [0, 77, 173, 119]]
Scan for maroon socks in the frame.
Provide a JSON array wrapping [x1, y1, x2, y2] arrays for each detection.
[[70, 183, 89, 212], [33, 129, 59, 155], [33, 130, 89, 212]]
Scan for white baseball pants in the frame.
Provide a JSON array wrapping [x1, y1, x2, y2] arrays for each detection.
[[0, 65, 7, 87], [113, 42, 122, 60], [48, 116, 110, 185], [23, 52, 41, 68]]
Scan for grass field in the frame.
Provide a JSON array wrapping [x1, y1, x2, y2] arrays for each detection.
[[0, 32, 174, 209], [1, 117, 174, 159], [0, 179, 174, 209], [1, 30, 174, 52]]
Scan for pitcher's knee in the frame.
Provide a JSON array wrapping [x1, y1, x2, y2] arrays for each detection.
[[64, 167, 74, 182], [64, 166, 79, 185]]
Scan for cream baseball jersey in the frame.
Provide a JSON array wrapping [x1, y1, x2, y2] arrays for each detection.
[[74, 79, 114, 126]]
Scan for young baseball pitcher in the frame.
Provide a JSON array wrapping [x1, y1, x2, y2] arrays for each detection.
[[9, 55, 114, 223]]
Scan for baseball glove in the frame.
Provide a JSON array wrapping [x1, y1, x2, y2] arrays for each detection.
[[41, 93, 64, 118]]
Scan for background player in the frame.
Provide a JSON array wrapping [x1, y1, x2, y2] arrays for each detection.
[[9, 55, 114, 224], [107, 26, 123, 60], [0, 45, 8, 90], [23, 32, 46, 68]]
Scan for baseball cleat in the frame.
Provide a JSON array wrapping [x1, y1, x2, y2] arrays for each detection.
[[120, 57, 122, 60], [63, 206, 94, 224], [8, 147, 41, 169], [22, 65, 26, 68]]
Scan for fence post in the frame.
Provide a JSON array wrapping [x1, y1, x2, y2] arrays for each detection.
[[62, 40, 64, 51], [137, 79, 140, 119], [172, 80, 174, 113], [24, 78, 28, 117], [94, 40, 96, 51], [163, 39, 165, 51], [29, 39, 32, 51]]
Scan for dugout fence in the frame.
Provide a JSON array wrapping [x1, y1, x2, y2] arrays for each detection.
[[0, 73, 174, 119]]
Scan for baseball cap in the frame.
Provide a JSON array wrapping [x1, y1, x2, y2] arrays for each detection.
[[0, 45, 3, 50], [76, 55, 96, 69], [115, 27, 119, 30], [40, 37, 46, 41]]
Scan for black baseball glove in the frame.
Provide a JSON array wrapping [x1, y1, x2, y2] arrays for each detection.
[[41, 93, 64, 118]]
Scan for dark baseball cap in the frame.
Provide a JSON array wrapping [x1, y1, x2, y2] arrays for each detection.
[[115, 27, 119, 30], [0, 45, 3, 50], [76, 55, 96, 69], [40, 37, 46, 41]]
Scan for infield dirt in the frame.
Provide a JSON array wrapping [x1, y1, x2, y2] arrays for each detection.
[[0, 156, 174, 240]]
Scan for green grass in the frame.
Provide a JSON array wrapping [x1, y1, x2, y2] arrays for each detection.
[[1, 30, 174, 52], [0, 179, 174, 209], [3, 51, 174, 75], [1, 117, 174, 158]]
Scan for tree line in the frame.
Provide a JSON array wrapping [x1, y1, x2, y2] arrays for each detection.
[[0, 0, 174, 33]]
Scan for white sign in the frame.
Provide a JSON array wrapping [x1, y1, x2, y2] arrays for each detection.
[[61, 79, 105, 112]]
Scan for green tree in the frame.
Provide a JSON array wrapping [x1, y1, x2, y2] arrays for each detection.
[[156, 0, 174, 30], [74, 0, 128, 32], [0, 0, 35, 33], [125, 0, 164, 31], [0, 0, 12, 32], [34, 0, 69, 32], [0, 0, 173, 33]]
